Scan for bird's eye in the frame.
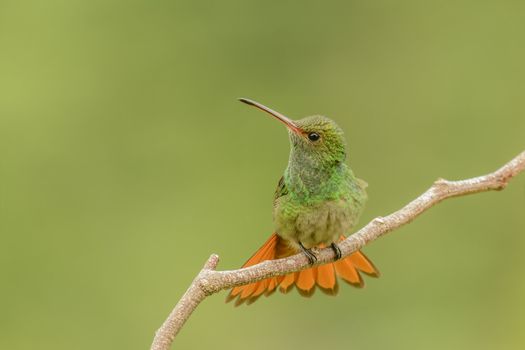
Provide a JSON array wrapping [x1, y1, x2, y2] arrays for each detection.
[[307, 132, 320, 141]]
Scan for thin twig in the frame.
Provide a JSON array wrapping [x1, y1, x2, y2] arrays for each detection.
[[151, 150, 525, 350]]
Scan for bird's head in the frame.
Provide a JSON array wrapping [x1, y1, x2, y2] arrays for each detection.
[[239, 98, 346, 166]]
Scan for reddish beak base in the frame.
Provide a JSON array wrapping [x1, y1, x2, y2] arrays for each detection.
[[239, 98, 303, 135]]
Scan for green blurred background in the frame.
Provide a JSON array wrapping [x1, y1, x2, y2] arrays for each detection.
[[1, 1, 524, 349]]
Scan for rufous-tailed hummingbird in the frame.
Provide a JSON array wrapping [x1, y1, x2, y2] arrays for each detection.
[[227, 98, 379, 305]]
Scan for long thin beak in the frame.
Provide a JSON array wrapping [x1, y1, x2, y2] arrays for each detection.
[[238, 98, 303, 134]]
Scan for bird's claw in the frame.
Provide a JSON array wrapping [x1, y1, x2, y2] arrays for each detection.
[[303, 249, 318, 265], [299, 242, 318, 265], [330, 243, 342, 260]]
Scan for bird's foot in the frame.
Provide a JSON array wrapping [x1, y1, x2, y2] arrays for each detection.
[[299, 242, 318, 265], [330, 243, 342, 260]]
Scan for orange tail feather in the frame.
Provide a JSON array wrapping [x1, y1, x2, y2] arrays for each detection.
[[227, 234, 379, 305]]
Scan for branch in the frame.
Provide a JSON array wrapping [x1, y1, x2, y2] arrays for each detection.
[[151, 150, 525, 350]]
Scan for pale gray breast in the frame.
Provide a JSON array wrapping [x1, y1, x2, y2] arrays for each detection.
[[293, 199, 353, 248]]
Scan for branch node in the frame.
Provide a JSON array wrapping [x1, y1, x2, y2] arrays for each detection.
[[494, 175, 511, 190], [373, 216, 386, 225], [434, 177, 451, 188], [197, 277, 213, 296]]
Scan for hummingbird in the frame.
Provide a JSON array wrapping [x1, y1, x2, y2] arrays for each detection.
[[227, 98, 379, 305]]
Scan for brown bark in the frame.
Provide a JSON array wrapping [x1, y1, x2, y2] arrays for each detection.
[[151, 150, 525, 350]]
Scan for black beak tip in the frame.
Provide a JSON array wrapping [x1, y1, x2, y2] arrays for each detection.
[[238, 97, 254, 106]]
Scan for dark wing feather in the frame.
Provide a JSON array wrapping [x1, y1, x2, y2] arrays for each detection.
[[273, 176, 288, 203]]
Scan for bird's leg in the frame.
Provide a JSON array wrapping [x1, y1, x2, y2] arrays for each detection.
[[298, 242, 317, 265], [330, 242, 342, 260]]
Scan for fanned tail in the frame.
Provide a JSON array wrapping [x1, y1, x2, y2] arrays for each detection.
[[226, 233, 286, 306], [227, 234, 379, 306]]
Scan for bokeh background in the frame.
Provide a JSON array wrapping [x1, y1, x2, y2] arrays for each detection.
[[1, 1, 525, 349]]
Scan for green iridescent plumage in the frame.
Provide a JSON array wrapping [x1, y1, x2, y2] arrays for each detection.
[[273, 115, 367, 250], [239, 98, 367, 260], [226, 99, 378, 304]]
